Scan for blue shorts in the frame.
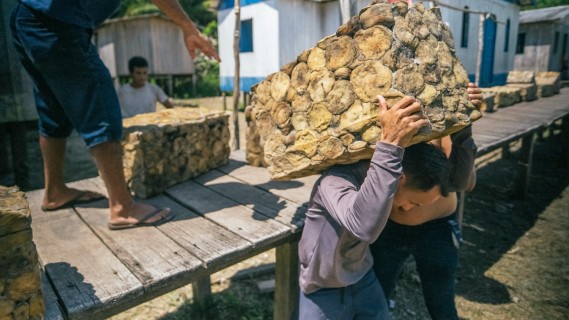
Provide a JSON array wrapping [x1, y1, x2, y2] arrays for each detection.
[[11, 3, 122, 147]]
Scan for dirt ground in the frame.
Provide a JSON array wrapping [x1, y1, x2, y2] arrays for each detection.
[[107, 99, 569, 320]]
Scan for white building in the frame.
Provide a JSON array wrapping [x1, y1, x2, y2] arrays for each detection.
[[218, 0, 528, 91], [514, 5, 569, 80]]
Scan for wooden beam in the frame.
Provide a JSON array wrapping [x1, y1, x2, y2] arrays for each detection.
[[192, 276, 212, 304], [273, 241, 299, 320], [561, 115, 569, 168], [514, 133, 535, 199]]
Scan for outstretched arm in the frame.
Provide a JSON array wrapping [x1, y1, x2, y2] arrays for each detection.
[[152, 0, 221, 61]]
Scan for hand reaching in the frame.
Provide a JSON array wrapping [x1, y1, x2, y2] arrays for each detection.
[[183, 30, 221, 62], [377, 95, 429, 148], [467, 83, 483, 109], [151, 0, 221, 62]]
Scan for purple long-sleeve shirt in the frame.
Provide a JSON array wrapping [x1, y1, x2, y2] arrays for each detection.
[[299, 142, 404, 294], [298, 130, 477, 294]]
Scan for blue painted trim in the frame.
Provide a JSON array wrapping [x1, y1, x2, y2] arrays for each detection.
[[219, 0, 264, 11], [468, 73, 507, 88], [220, 76, 265, 92]]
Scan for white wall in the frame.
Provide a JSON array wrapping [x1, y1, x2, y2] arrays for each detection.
[[433, 0, 519, 82], [277, 0, 341, 66], [218, 0, 520, 91], [347, 0, 520, 81], [218, 1, 280, 91]]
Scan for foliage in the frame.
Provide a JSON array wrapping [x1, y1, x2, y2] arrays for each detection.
[[194, 57, 220, 97], [112, 0, 215, 30], [111, 0, 220, 98], [521, 0, 569, 10]]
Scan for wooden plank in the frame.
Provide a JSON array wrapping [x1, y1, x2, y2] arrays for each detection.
[[27, 190, 143, 320], [503, 104, 569, 119], [195, 169, 306, 230], [87, 177, 254, 269], [480, 112, 548, 126], [273, 241, 299, 320], [493, 109, 559, 126], [165, 180, 292, 245], [191, 276, 212, 305], [222, 151, 317, 206], [475, 117, 542, 136], [73, 179, 204, 292], [41, 270, 64, 320]]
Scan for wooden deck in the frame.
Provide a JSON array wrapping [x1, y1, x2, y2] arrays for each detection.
[[28, 152, 318, 320], [28, 88, 569, 320]]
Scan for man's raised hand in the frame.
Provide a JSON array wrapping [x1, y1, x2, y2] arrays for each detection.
[[377, 95, 429, 148]]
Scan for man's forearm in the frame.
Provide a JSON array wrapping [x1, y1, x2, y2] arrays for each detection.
[[151, 0, 199, 35]]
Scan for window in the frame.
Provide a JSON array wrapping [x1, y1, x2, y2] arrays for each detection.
[[461, 7, 469, 48], [516, 33, 526, 54], [504, 19, 510, 52], [554, 31, 560, 54], [240, 19, 253, 53]]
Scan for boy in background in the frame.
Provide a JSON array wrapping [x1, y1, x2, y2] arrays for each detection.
[[118, 56, 173, 118]]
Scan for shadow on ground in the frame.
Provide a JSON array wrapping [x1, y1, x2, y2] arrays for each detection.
[[456, 132, 569, 305]]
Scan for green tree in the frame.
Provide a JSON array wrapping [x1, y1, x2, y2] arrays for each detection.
[[112, 0, 216, 33], [111, 0, 220, 98], [522, 0, 569, 10]]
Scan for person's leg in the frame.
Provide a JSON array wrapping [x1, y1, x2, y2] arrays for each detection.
[[370, 220, 414, 300], [298, 287, 351, 320], [413, 215, 460, 320], [12, 5, 170, 225], [90, 141, 170, 224], [352, 270, 392, 320], [11, 4, 102, 208]]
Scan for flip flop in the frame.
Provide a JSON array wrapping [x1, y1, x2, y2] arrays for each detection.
[[107, 208, 175, 231], [41, 191, 106, 212]]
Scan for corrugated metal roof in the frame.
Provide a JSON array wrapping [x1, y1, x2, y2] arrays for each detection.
[[520, 5, 569, 24]]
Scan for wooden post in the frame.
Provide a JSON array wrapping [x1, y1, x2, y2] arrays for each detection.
[[475, 13, 485, 87], [222, 91, 227, 111], [232, 0, 241, 151], [502, 143, 512, 159], [273, 241, 299, 320], [192, 73, 198, 97], [561, 115, 569, 167], [192, 275, 212, 305], [167, 75, 174, 97], [339, 0, 358, 23], [514, 133, 535, 199]]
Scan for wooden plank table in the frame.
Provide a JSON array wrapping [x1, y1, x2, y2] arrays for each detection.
[[27, 88, 569, 320], [28, 153, 315, 320]]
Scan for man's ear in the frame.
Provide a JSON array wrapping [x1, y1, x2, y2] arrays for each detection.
[[399, 173, 407, 184]]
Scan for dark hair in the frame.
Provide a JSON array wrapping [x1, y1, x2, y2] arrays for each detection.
[[402, 142, 450, 197], [128, 56, 148, 73]]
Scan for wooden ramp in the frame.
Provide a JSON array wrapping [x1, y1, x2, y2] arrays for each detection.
[[27, 89, 569, 320]]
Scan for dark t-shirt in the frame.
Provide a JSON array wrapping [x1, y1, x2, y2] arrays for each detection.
[[20, 0, 120, 28]]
